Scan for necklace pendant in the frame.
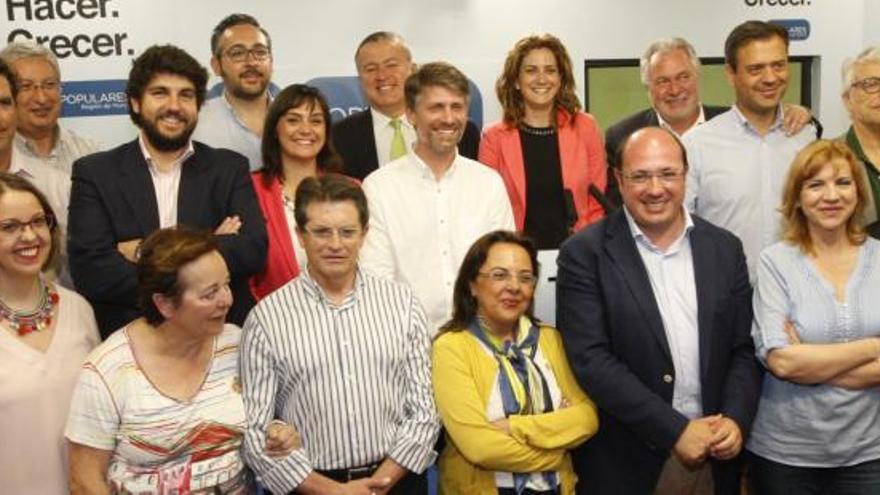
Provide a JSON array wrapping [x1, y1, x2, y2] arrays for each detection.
[[17, 323, 35, 337]]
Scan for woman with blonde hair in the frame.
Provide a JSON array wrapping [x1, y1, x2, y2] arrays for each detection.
[[748, 139, 880, 493]]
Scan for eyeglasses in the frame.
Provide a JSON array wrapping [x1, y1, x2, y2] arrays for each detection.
[[18, 80, 61, 95], [851, 77, 880, 94], [303, 226, 362, 241], [622, 169, 686, 185], [222, 46, 271, 63], [478, 268, 537, 286], [0, 214, 55, 237]]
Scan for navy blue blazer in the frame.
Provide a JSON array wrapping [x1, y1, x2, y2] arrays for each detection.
[[68, 139, 268, 338], [332, 108, 481, 181], [556, 209, 761, 495]]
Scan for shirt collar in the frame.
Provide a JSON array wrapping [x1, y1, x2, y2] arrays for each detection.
[[731, 103, 785, 134], [655, 105, 706, 137], [407, 146, 460, 182], [137, 133, 195, 171], [623, 205, 694, 254], [299, 264, 366, 308], [370, 107, 411, 130], [7, 146, 46, 179], [14, 126, 62, 158]]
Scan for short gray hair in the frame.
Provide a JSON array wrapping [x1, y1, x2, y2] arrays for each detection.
[[354, 31, 412, 66], [0, 41, 60, 79], [640, 37, 700, 86], [841, 46, 880, 95]]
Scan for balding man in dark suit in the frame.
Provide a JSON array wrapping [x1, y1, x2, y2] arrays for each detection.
[[557, 127, 761, 495]]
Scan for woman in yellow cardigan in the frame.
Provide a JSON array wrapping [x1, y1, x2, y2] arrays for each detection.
[[432, 230, 599, 495]]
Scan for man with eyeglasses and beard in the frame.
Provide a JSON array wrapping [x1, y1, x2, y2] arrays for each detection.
[[67, 44, 267, 339], [840, 46, 880, 237], [193, 13, 275, 171]]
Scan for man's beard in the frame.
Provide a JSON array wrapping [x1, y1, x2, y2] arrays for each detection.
[[139, 114, 196, 151], [225, 68, 269, 101]]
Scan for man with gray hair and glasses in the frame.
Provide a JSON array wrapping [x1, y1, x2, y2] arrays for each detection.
[[0, 41, 99, 173], [840, 46, 880, 231]]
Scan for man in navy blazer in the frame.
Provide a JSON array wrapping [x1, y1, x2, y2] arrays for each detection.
[[332, 31, 479, 181], [557, 127, 760, 495], [68, 45, 267, 338]]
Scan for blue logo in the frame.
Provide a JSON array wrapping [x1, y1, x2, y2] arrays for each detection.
[[769, 19, 811, 41], [61, 79, 128, 117]]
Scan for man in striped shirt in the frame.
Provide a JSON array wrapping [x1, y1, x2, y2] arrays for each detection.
[[240, 174, 439, 495]]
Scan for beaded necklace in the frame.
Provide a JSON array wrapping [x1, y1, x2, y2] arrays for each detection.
[[0, 279, 59, 336]]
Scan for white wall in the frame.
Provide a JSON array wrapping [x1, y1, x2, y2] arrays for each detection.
[[3, 0, 870, 146]]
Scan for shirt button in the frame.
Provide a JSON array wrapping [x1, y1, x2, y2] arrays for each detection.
[[663, 374, 673, 384]]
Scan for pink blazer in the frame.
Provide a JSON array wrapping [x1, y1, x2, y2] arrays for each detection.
[[249, 173, 300, 300], [479, 110, 607, 232]]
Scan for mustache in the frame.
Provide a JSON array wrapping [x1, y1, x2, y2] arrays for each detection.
[[240, 69, 265, 78], [158, 110, 189, 121]]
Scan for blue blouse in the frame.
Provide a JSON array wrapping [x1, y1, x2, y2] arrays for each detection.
[[747, 239, 880, 467]]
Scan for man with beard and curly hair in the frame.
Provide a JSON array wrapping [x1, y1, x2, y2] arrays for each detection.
[[67, 44, 267, 338], [194, 13, 275, 170]]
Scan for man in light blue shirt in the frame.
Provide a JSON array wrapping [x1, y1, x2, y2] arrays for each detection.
[[684, 20, 817, 280], [193, 14, 274, 170]]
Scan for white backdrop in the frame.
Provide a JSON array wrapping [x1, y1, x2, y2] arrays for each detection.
[[2, 0, 870, 147]]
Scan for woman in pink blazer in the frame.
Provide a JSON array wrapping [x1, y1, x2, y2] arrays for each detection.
[[480, 34, 607, 248], [250, 84, 342, 299]]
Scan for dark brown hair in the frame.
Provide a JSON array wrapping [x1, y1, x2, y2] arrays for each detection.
[[210, 13, 272, 56], [126, 45, 208, 125], [495, 34, 581, 128], [438, 230, 539, 335], [259, 84, 341, 186], [725, 20, 789, 71], [294, 174, 368, 230], [0, 172, 59, 271]]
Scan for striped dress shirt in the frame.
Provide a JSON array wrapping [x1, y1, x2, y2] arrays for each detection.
[[240, 267, 440, 493]]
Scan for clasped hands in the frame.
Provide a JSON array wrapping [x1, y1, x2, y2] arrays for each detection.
[[673, 414, 742, 468], [117, 215, 242, 263]]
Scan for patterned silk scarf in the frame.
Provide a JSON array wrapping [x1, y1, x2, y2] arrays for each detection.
[[468, 316, 559, 494]]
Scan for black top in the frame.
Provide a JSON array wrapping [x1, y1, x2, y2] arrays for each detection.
[[519, 125, 569, 249]]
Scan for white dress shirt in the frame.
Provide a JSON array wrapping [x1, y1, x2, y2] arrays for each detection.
[[657, 105, 706, 137], [624, 206, 702, 419], [137, 134, 194, 228], [360, 149, 515, 334], [370, 107, 416, 168]]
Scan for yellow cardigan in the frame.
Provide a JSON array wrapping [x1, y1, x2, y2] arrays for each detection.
[[432, 325, 599, 495]]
